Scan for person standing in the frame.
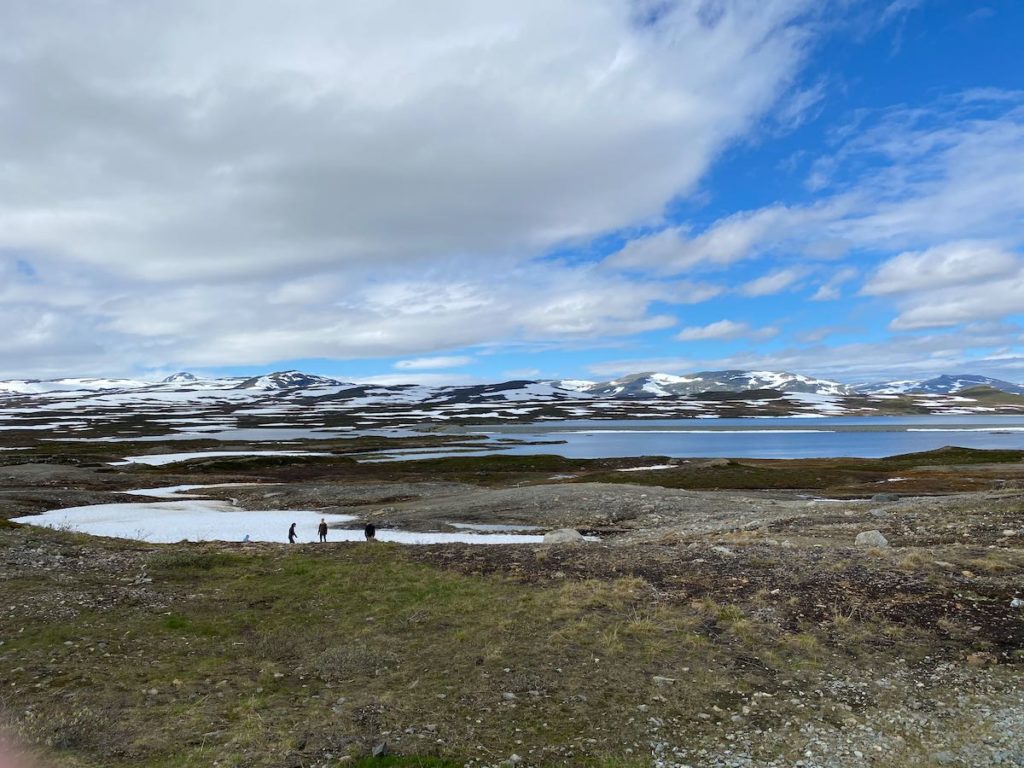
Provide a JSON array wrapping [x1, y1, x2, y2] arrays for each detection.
[[288, 522, 297, 544], [318, 518, 328, 542]]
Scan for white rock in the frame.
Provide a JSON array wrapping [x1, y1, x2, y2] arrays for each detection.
[[543, 528, 585, 544], [855, 530, 888, 548]]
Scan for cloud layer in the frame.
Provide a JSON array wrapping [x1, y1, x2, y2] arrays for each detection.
[[2, 3, 1022, 382], [0, 0, 822, 376]]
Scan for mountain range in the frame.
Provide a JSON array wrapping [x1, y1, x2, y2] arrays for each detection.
[[560, 370, 854, 398], [2, 369, 1023, 397], [853, 374, 1024, 396], [2, 369, 1024, 435]]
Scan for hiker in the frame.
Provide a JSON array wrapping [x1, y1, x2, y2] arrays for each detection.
[[288, 522, 297, 544], [364, 523, 376, 541], [318, 518, 328, 542]]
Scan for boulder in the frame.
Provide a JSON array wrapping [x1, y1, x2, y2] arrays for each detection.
[[855, 530, 889, 548], [543, 528, 586, 544], [871, 493, 900, 502]]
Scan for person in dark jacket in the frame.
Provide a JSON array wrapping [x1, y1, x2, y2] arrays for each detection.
[[364, 523, 376, 541], [318, 518, 328, 542], [288, 522, 297, 544]]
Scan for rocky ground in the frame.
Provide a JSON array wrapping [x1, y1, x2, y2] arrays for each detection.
[[1, 448, 1023, 767]]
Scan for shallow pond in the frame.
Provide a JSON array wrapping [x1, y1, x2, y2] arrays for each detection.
[[13, 485, 560, 545]]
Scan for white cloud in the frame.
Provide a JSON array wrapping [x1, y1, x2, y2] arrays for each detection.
[[606, 323, 1024, 382], [0, 1, 817, 279], [0, 0, 825, 375], [586, 357, 696, 378], [862, 241, 1020, 296], [354, 372, 484, 386], [616, 95, 1024, 280], [0, 254, 697, 376], [606, 94, 1024, 338], [606, 206, 816, 274], [676, 319, 778, 341], [395, 355, 473, 370], [887, 272, 1024, 330], [739, 268, 805, 297], [811, 266, 857, 300]]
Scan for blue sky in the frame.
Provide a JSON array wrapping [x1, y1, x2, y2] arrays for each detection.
[[1, 1, 1023, 384]]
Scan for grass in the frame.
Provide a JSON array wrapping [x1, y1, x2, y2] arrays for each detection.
[[582, 448, 1024, 494], [5, 438, 1022, 500], [4, 523, 1018, 768]]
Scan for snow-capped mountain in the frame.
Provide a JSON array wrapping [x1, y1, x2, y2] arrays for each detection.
[[234, 370, 347, 390], [3, 369, 1024, 436], [161, 372, 199, 384], [576, 370, 854, 398], [857, 374, 1024, 396], [549, 379, 597, 393]]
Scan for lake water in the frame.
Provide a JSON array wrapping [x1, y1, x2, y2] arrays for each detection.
[[369, 415, 1024, 461]]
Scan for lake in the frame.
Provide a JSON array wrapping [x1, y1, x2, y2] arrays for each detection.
[[369, 415, 1024, 461]]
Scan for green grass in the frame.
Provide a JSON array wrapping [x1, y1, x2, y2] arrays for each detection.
[[0, 541, 806, 766], [348, 759, 462, 767], [3, 521, 1020, 767], [882, 446, 1024, 465]]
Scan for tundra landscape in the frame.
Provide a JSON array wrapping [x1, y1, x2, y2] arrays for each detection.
[[1, 373, 1023, 767], [3, 2, 1024, 766]]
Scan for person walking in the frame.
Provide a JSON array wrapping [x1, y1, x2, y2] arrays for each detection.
[[318, 518, 328, 542], [288, 522, 297, 544]]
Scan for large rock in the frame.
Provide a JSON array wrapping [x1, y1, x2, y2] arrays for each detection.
[[855, 529, 889, 548], [543, 528, 586, 544]]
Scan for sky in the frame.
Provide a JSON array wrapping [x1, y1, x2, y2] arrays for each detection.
[[1, 0, 1023, 385]]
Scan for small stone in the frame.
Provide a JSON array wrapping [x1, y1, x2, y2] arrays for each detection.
[[371, 742, 389, 758], [652, 676, 675, 686]]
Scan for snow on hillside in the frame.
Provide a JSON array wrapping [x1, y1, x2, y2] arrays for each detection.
[[551, 379, 597, 393], [0, 378, 151, 394], [234, 371, 346, 390], [583, 370, 853, 398], [858, 375, 1024, 396], [162, 372, 198, 383], [2, 370, 1022, 430]]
